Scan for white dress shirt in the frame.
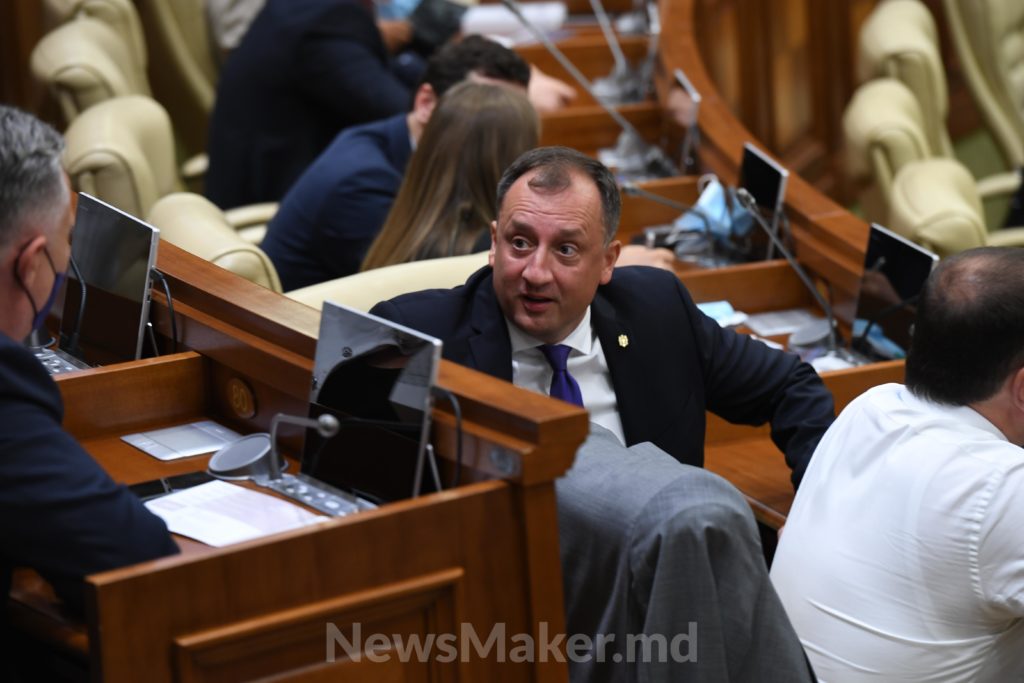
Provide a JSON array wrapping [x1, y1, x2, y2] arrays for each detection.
[[506, 307, 625, 444], [771, 383, 1024, 683]]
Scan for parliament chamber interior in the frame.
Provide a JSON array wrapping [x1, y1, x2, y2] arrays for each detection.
[[1, 0, 1022, 680]]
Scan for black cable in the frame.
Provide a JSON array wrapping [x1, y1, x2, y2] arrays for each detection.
[[431, 386, 464, 489], [149, 268, 177, 354]]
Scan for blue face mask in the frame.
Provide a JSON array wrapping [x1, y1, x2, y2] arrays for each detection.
[[20, 248, 67, 332]]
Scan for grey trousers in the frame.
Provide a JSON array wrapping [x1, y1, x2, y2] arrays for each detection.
[[556, 426, 814, 683]]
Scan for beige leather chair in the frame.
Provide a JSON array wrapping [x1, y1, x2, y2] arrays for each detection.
[[889, 158, 1024, 257], [42, 0, 147, 68], [843, 78, 932, 221], [943, 0, 1024, 170], [287, 252, 490, 311], [148, 193, 282, 292], [136, 0, 218, 160], [30, 17, 150, 125], [852, 0, 1020, 228], [63, 95, 275, 242]]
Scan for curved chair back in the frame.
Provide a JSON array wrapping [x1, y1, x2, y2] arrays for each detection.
[[31, 17, 150, 125], [64, 95, 182, 219], [843, 78, 932, 214], [147, 193, 283, 292], [135, 0, 218, 158], [942, 0, 1024, 168], [857, 0, 954, 158], [286, 252, 490, 311], [41, 0, 147, 69], [889, 158, 991, 257]]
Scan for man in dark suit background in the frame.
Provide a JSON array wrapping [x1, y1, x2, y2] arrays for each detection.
[[261, 35, 531, 290], [371, 146, 832, 680], [0, 106, 178, 674], [205, 0, 416, 209]]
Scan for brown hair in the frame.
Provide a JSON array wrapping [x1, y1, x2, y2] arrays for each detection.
[[361, 81, 539, 271]]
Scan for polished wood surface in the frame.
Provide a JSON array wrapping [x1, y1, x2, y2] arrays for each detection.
[[8, 243, 590, 682]]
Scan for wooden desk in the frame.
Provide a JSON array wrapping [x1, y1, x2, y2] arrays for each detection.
[[11, 244, 589, 683]]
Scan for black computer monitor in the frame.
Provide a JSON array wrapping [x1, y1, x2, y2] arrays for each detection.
[[739, 141, 789, 217], [59, 193, 159, 366], [301, 302, 443, 506], [852, 223, 938, 360]]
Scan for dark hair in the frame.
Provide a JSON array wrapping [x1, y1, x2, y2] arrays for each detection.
[[905, 247, 1024, 405], [362, 82, 538, 271], [0, 105, 66, 252], [496, 146, 621, 243], [420, 35, 531, 97]]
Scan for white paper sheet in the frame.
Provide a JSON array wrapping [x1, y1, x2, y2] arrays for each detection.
[[145, 480, 328, 547]]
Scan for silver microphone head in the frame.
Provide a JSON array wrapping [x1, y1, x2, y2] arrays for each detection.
[[316, 413, 340, 438]]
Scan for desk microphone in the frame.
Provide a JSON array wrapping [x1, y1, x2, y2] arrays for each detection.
[[620, 182, 718, 263], [64, 254, 87, 358], [499, 0, 677, 178], [268, 413, 340, 481], [587, 0, 643, 104], [736, 188, 840, 354]]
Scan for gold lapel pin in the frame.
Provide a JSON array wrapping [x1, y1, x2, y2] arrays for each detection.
[[618, 334, 629, 348]]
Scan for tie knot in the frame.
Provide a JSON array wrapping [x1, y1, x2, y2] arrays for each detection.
[[538, 344, 572, 372]]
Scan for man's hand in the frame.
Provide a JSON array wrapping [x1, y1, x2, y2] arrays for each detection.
[[616, 245, 676, 271], [528, 65, 577, 112]]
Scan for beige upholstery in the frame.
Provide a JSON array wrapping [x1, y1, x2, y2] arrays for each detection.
[[287, 252, 490, 311], [889, 158, 1024, 256], [943, 0, 1024, 168], [63, 95, 275, 240], [858, 0, 953, 157], [30, 17, 150, 125], [64, 95, 181, 219], [844, 78, 932, 210], [850, 0, 1020, 228], [136, 0, 218, 159], [147, 193, 282, 292], [42, 0, 147, 68]]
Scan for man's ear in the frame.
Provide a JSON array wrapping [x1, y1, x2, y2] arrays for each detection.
[[1011, 366, 1024, 414], [14, 235, 48, 288], [600, 239, 621, 284], [412, 83, 438, 128]]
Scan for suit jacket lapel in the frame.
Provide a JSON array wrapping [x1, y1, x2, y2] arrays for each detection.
[[592, 288, 644, 445], [467, 270, 514, 382]]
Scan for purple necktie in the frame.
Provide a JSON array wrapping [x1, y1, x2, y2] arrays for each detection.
[[538, 344, 584, 407]]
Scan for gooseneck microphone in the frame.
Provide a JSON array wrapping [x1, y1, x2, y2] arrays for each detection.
[[619, 182, 715, 256], [268, 413, 340, 481], [499, 0, 678, 178], [64, 254, 87, 358], [735, 188, 839, 353], [587, 0, 641, 104]]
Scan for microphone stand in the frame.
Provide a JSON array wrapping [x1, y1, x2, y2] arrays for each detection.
[[620, 182, 723, 266], [588, 0, 642, 104], [736, 188, 845, 356], [500, 0, 677, 178], [267, 413, 341, 482], [64, 254, 87, 358]]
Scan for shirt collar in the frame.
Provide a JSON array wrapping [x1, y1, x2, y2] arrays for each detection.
[[507, 307, 594, 356], [899, 385, 1011, 443]]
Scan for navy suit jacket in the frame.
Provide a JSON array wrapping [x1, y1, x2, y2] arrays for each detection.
[[0, 333, 178, 627], [371, 266, 835, 487], [262, 113, 412, 290], [205, 0, 413, 208]]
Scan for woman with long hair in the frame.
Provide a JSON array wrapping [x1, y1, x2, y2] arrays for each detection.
[[361, 80, 539, 270]]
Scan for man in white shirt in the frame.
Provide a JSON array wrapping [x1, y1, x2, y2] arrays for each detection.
[[771, 246, 1024, 682]]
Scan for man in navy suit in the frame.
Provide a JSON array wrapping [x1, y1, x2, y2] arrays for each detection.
[[372, 146, 827, 680], [371, 146, 834, 487], [261, 36, 531, 290], [0, 107, 177, 669], [205, 0, 417, 209]]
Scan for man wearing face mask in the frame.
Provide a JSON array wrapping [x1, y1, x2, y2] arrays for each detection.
[[0, 106, 177, 671]]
